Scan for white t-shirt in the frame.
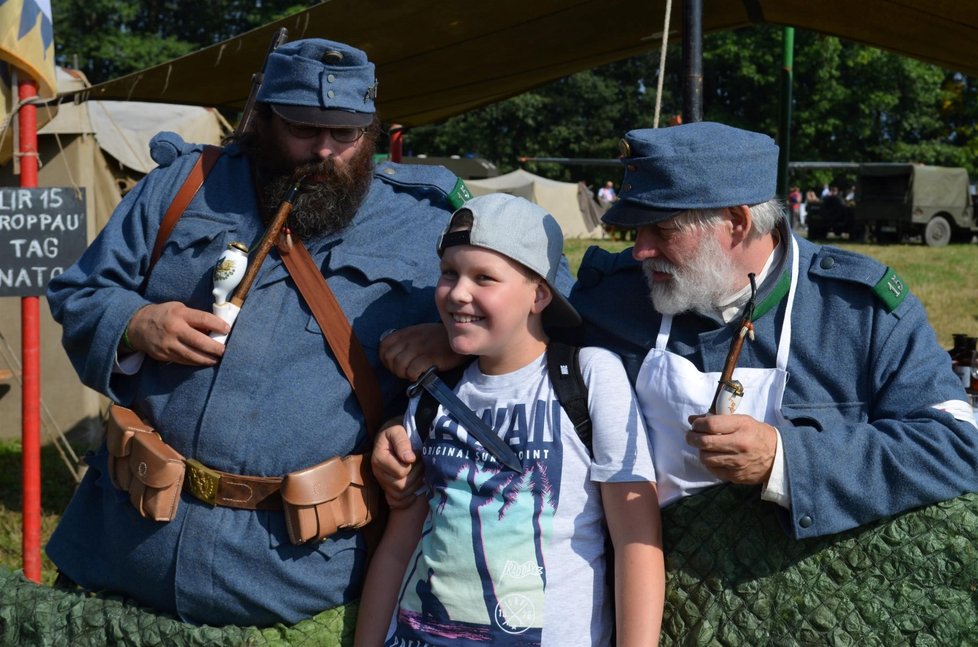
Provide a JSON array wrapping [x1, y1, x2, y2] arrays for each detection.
[[386, 347, 656, 647]]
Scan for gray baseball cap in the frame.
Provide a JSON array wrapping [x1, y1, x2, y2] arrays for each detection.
[[437, 193, 582, 328], [256, 38, 378, 128]]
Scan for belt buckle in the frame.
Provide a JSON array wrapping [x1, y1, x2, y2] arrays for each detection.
[[185, 459, 221, 505]]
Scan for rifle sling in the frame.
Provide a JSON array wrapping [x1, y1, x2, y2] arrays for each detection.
[[148, 146, 384, 440], [149, 145, 223, 274]]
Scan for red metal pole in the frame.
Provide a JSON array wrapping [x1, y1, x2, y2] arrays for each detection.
[[19, 75, 42, 584], [389, 124, 403, 163]]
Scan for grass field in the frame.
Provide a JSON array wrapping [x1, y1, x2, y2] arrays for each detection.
[[2, 236, 976, 582], [1, 441, 78, 584]]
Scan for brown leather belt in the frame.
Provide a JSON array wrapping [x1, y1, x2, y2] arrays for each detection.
[[184, 459, 283, 510], [182, 454, 378, 545], [107, 404, 378, 544]]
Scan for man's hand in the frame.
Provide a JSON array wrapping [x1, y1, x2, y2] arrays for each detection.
[[125, 302, 229, 366], [686, 413, 777, 485], [371, 419, 424, 509], [379, 323, 466, 381]]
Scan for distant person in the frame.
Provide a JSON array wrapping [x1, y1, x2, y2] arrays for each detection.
[[597, 180, 618, 207], [788, 185, 802, 228], [822, 186, 843, 208], [356, 193, 663, 646]]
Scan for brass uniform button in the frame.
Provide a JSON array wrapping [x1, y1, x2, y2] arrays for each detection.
[[618, 138, 632, 158]]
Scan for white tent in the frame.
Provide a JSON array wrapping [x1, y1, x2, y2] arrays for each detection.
[[0, 68, 230, 444], [1, 67, 231, 232], [466, 169, 605, 239]]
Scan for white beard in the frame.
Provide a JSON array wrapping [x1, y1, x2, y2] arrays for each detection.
[[642, 229, 737, 316]]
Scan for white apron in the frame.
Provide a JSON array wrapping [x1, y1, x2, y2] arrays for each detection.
[[636, 236, 800, 506]]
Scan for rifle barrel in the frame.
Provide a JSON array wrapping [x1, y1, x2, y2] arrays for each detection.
[[230, 181, 302, 308]]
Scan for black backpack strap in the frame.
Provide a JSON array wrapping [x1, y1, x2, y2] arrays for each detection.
[[548, 341, 609, 640], [414, 362, 470, 435], [546, 341, 592, 456]]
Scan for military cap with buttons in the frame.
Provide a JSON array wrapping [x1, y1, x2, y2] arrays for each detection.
[[603, 122, 780, 228], [256, 38, 378, 128]]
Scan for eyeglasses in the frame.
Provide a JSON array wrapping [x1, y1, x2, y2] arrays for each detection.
[[281, 120, 366, 143]]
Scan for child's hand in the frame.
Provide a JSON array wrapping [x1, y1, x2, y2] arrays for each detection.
[[371, 420, 424, 509]]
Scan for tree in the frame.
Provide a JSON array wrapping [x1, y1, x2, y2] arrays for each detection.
[[700, 27, 975, 186], [49, 10, 978, 184], [404, 52, 680, 188], [52, 0, 309, 84], [406, 25, 978, 189]]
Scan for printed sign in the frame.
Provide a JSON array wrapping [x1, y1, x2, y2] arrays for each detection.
[[0, 187, 87, 297]]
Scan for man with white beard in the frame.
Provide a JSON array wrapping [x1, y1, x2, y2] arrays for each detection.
[[570, 122, 978, 537]]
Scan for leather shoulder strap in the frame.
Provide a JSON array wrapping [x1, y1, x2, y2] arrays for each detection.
[[279, 239, 385, 439], [148, 145, 223, 274], [143, 146, 386, 439]]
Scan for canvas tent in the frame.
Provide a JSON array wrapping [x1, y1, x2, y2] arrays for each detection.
[[403, 156, 499, 180], [467, 168, 605, 239], [0, 67, 230, 443]]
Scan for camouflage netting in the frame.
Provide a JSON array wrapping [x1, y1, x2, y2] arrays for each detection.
[[3, 486, 976, 645], [660, 485, 978, 646], [0, 571, 356, 647]]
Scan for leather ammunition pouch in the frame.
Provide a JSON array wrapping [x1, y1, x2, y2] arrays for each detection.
[[105, 405, 185, 522], [280, 454, 378, 545], [105, 404, 379, 543]]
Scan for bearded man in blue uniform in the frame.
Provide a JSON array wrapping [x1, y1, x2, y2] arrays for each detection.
[[571, 122, 978, 538], [45, 38, 468, 627]]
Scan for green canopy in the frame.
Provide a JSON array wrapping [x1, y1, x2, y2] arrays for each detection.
[[61, 0, 978, 127]]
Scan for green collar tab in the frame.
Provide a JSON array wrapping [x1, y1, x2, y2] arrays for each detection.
[[751, 269, 791, 321], [873, 267, 908, 312], [447, 178, 472, 210]]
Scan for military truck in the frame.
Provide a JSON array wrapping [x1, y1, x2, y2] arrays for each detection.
[[804, 192, 857, 241], [854, 163, 977, 246]]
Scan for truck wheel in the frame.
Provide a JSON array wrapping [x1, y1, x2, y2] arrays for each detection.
[[924, 216, 952, 247]]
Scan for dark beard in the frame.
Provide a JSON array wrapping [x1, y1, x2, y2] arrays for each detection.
[[252, 130, 376, 240]]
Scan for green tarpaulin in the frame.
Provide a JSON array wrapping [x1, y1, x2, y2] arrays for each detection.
[[4, 485, 976, 646], [60, 1, 978, 128]]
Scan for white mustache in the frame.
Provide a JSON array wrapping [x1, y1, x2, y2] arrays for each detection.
[[643, 259, 676, 275]]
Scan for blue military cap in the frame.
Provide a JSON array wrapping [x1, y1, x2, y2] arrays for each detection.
[[602, 122, 779, 227], [257, 38, 378, 128]]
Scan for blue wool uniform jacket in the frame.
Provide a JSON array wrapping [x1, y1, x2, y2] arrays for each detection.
[[570, 223, 978, 539], [46, 133, 463, 627]]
